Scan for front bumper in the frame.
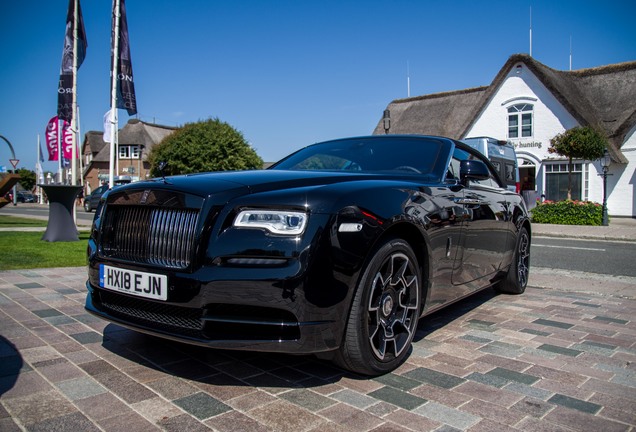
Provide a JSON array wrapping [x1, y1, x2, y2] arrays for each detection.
[[84, 262, 345, 354]]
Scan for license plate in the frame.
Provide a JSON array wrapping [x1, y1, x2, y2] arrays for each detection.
[[99, 265, 168, 301]]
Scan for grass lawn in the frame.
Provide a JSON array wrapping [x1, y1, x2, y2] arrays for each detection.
[[0, 215, 48, 227], [0, 216, 88, 270]]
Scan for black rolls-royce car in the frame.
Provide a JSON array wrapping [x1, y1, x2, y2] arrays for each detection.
[[85, 135, 530, 376]]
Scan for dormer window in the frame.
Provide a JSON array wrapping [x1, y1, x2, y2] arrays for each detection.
[[119, 145, 141, 159], [508, 103, 533, 138]]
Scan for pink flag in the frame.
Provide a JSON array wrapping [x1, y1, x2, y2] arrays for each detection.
[[61, 121, 74, 160], [45, 116, 74, 161], [45, 116, 60, 161]]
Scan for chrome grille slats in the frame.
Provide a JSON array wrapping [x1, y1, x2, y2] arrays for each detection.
[[163, 209, 174, 266], [182, 211, 197, 264], [130, 206, 150, 260], [102, 205, 200, 269], [166, 210, 177, 265], [117, 205, 135, 259], [184, 210, 199, 266], [135, 206, 151, 258], [148, 208, 164, 266], [148, 208, 161, 265]]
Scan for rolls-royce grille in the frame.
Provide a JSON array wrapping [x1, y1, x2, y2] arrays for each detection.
[[102, 206, 200, 269]]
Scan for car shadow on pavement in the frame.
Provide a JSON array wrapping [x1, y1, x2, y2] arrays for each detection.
[[0, 335, 24, 396], [100, 323, 350, 386], [96, 288, 500, 387], [414, 288, 499, 341]]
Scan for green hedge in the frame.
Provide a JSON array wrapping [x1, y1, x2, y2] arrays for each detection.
[[530, 200, 605, 225]]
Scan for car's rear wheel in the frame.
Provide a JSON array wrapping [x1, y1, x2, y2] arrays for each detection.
[[335, 238, 421, 376], [495, 226, 530, 294], [84, 200, 92, 212]]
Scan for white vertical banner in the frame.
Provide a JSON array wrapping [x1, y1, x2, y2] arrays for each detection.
[[103, 109, 113, 143]]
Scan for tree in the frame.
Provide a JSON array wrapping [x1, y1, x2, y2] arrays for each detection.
[[16, 168, 36, 192], [548, 126, 608, 200], [148, 118, 263, 176]]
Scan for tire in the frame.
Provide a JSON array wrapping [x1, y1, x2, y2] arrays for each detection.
[[335, 238, 421, 376], [495, 226, 530, 294], [84, 201, 92, 212]]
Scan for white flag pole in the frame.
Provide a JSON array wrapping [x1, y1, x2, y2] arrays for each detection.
[[407, 60, 410, 98], [71, 0, 78, 185], [57, 119, 62, 183], [77, 105, 84, 186], [529, 6, 532, 57], [109, 0, 121, 189], [37, 134, 43, 204]]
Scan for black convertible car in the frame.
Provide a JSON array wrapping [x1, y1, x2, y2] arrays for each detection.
[[85, 135, 530, 375]]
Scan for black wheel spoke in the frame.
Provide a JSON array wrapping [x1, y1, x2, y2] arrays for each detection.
[[517, 232, 530, 287], [367, 252, 419, 361], [494, 226, 530, 295]]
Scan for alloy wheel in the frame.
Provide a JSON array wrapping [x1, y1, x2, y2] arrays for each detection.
[[367, 252, 419, 360]]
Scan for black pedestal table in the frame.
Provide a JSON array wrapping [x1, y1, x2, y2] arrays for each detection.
[[39, 185, 83, 242]]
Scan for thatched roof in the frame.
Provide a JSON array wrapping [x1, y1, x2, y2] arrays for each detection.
[[373, 87, 489, 138], [374, 54, 636, 164], [82, 119, 176, 163], [83, 130, 108, 159]]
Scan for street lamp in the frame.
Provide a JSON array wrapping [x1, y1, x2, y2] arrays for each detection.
[[600, 148, 611, 226], [383, 110, 391, 134]]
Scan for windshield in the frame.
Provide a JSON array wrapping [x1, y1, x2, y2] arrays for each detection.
[[270, 136, 450, 178]]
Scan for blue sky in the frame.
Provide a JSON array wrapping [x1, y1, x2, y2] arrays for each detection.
[[1, 0, 635, 174]]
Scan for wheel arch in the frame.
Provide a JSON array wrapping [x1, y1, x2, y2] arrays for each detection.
[[331, 222, 428, 374], [522, 219, 532, 241], [366, 221, 431, 313]]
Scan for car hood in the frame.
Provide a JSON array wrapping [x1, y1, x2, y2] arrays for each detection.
[[115, 170, 433, 199]]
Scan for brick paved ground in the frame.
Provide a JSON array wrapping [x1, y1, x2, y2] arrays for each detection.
[[1, 267, 635, 431]]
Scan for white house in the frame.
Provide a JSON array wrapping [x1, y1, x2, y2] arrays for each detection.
[[374, 54, 636, 218]]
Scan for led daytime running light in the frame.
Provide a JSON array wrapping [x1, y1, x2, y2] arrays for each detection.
[[234, 210, 308, 235]]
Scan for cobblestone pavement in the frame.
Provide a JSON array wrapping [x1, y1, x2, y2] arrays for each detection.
[[1, 267, 635, 431]]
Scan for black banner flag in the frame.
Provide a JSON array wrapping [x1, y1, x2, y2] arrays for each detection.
[[112, 0, 137, 115], [57, 0, 87, 122]]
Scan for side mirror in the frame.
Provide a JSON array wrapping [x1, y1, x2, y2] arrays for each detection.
[[460, 159, 490, 184]]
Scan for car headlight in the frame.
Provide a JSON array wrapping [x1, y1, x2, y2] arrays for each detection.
[[233, 210, 308, 235]]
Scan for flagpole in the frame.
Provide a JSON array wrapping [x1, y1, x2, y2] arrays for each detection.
[[529, 6, 532, 57], [109, 0, 121, 189], [71, 0, 78, 185], [407, 60, 410, 98], [57, 119, 62, 183], [37, 134, 43, 204], [569, 35, 572, 71], [77, 105, 84, 186]]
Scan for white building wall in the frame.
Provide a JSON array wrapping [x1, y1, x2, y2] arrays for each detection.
[[465, 61, 635, 217], [465, 62, 579, 162], [606, 124, 636, 217]]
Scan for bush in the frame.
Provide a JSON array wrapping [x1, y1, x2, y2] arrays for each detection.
[[148, 118, 263, 176], [530, 200, 605, 225]]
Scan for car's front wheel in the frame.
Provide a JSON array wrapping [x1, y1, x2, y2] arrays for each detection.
[[84, 200, 92, 212], [335, 238, 421, 376]]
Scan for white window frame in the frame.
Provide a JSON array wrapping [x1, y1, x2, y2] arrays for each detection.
[[507, 103, 534, 139], [118, 145, 140, 160], [544, 161, 589, 201]]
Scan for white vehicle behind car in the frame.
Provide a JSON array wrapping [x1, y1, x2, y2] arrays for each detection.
[[461, 137, 520, 193]]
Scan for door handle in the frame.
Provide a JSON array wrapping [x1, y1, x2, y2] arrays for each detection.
[[454, 198, 482, 205]]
